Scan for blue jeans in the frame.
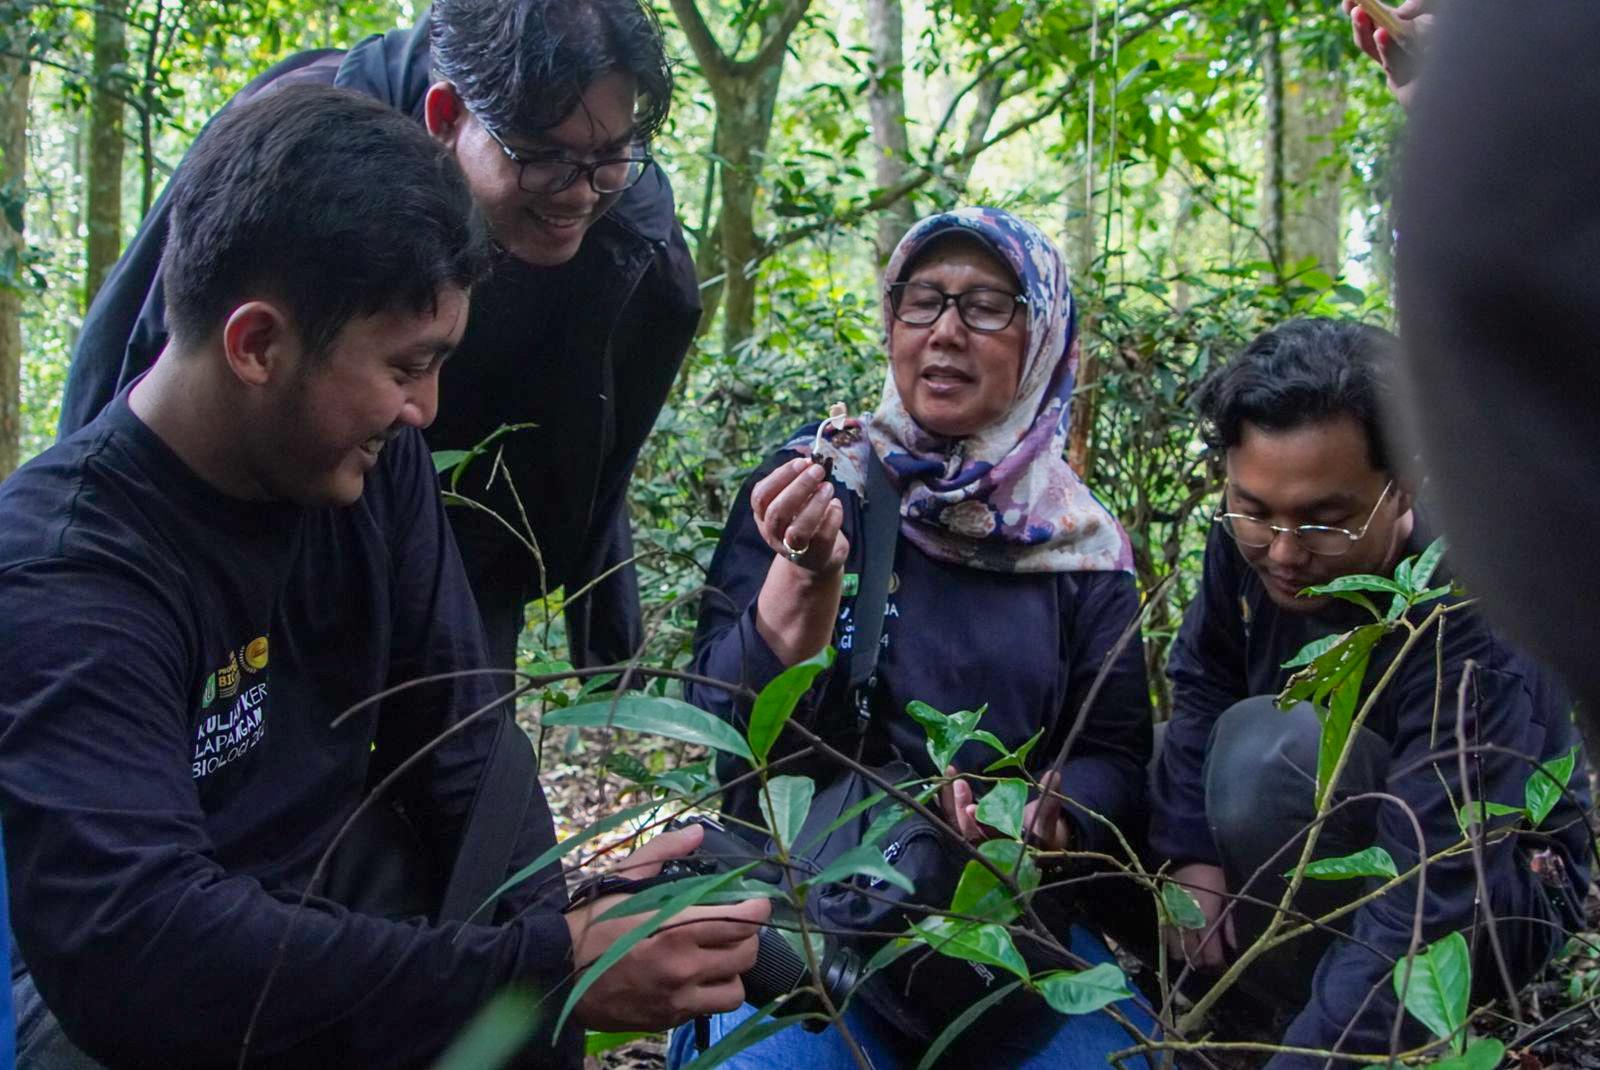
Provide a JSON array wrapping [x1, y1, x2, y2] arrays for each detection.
[[13, 971, 104, 1070], [668, 924, 1156, 1069]]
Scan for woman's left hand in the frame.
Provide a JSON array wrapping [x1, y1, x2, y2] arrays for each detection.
[[750, 457, 849, 577]]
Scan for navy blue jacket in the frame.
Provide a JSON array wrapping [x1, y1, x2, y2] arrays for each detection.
[[1152, 515, 1590, 1066], [57, 12, 702, 668], [688, 445, 1153, 854], [0, 396, 577, 1068]]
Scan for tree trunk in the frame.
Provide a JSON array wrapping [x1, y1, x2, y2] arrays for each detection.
[[667, 0, 811, 357], [86, 0, 129, 310], [946, 75, 1005, 192], [1281, 55, 1346, 276], [0, 55, 29, 478], [866, 0, 913, 263], [1261, 25, 1286, 278]]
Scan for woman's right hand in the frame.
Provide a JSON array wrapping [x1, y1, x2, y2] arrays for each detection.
[[751, 457, 849, 577]]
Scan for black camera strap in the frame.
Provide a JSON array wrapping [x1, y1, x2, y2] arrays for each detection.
[[844, 451, 900, 740]]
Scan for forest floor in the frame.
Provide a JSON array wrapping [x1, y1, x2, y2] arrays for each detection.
[[532, 726, 1600, 1070]]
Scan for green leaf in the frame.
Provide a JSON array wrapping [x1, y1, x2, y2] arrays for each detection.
[[1411, 536, 1449, 593], [1394, 556, 1415, 592], [761, 775, 815, 853], [949, 859, 1021, 925], [912, 979, 1025, 1070], [1423, 1037, 1505, 1070], [1295, 845, 1398, 881], [1303, 574, 1408, 598], [747, 647, 834, 763], [1457, 800, 1523, 834], [431, 989, 540, 1070], [977, 838, 1041, 893], [910, 918, 1029, 980], [1037, 962, 1135, 1015], [905, 701, 987, 772], [594, 871, 779, 923], [974, 779, 1028, 840], [1392, 931, 1471, 1050], [546, 694, 754, 763], [1282, 633, 1343, 670], [466, 800, 660, 923], [982, 728, 1043, 774], [584, 1031, 651, 1057], [430, 449, 472, 473], [1161, 881, 1207, 930], [1525, 745, 1578, 828], [1327, 590, 1383, 619], [807, 844, 915, 894]]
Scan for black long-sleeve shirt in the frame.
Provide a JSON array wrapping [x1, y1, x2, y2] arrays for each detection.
[[0, 395, 578, 1068], [687, 446, 1153, 854], [1151, 517, 1590, 1067]]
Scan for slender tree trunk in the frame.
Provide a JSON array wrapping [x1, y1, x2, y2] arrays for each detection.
[[86, 0, 128, 310], [946, 75, 1005, 192], [0, 55, 29, 478], [1281, 56, 1345, 276], [866, 0, 913, 263], [1261, 25, 1286, 278]]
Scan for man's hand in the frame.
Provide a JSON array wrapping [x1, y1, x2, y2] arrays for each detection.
[[566, 824, 773, 1032], [939, 768, 1074, 850], [1344, 0, 1433, 109], [1162, 862, 1235, 972]]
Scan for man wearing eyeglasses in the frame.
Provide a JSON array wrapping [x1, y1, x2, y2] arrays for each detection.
[[59, 0, 700, 678], [1146, 318, 1589, 1067]]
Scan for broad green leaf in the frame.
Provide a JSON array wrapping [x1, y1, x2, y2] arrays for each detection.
[[1161, 881, 1207, 930], [1327, 590, 1382, 620], [1037, 962, 1135, 1015], [747, 647, 834, 763], [1394, 556, 1415, 592], [1282, 633, 1343, 670], [761, 775, 815, 853], [975, 779, 1028, 840], [1525, 746, 1578, 828], [905, 701, 987, 773], [466, 800, 660, 924], [1411, 536, 1449, 593], [1392, 931, 1471, 1050], [558, 867, 751, 1035], [859, 799, 913, 850], [911, 918, 1029, 980], [1294, 845, 1398, 881], [978, 838, 1041, 893], [1456, 800, 1523, 834], [1278, 623, 1386, 711], [584, 1031, 651, 1057], [983, 728, 1043, 774], [1315, 650, 1371, 807], [430, 448, 472, 473], [678, 1003, 803, 1070], [1413, 584, 1455, 608], [806, 844, 915, 894], [546, 694, 753, 763], [594, 871, 776, 923], [912, 980, 1025, 1070], [431, 989, 540, 1070], [1304, 574, 1408, 598], [1424, 1037, 1504, 1070], [949, 859, 1020, 925]]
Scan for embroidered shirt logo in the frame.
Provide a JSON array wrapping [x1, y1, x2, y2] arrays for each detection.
[[193, 640, 269, 780]]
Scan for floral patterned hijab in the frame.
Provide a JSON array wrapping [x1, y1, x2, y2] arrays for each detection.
[[799, 207, 1133, 574]]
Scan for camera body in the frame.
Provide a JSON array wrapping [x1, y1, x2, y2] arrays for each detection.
[[662, 816, 863, 1027]]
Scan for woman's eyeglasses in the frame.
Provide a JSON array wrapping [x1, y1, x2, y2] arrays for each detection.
[[887, 282, 1027, 333]]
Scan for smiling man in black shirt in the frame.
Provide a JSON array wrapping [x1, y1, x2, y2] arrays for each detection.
[[1148, 318, 1588, 1067], [0, 85, 764, 1070]]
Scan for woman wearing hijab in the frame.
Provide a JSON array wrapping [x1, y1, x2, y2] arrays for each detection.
[[675, 208, 1155, 1067]]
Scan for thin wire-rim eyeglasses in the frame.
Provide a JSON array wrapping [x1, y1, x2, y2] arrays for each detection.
[[1213, 479, 1395, 557]]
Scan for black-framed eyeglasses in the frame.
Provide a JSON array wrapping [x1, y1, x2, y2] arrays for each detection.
[[1213, 480, 1395, 557], [480, 121, 653, 195], [887, 281, 1028, 333]]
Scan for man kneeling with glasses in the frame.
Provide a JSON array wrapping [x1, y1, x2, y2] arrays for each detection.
[[1146, 318, 1589, 1067]]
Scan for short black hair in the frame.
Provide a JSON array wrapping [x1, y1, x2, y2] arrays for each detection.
[[431, 0, 672, 143], [1195, 318, 1400, 472], [161, 84, 490, 356]]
